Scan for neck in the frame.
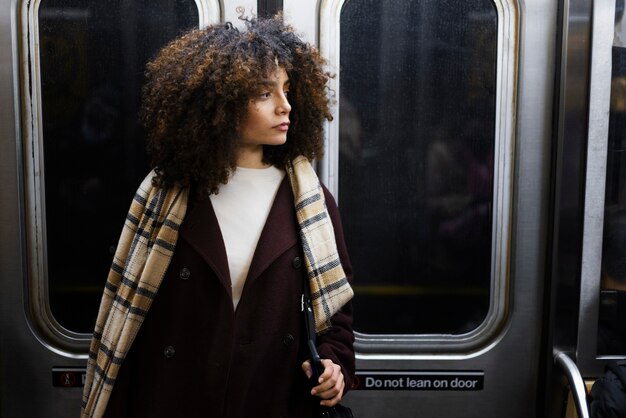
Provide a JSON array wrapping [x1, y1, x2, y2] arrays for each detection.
[[236, 144, 269, 169]]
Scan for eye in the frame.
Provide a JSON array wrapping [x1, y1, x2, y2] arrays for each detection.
[[258, 92, 271, 99]]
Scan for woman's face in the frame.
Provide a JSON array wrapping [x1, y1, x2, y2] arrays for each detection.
[[239, 67, 291, 149]]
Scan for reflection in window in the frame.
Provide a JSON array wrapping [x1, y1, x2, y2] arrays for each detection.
[[599, 43, 626, 355], [338, 0, 498, 334], [39, 0, 198, 333]]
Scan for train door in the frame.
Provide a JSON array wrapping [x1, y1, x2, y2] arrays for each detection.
[[285, 0, 554, 417], [0, 1, 249, 416]]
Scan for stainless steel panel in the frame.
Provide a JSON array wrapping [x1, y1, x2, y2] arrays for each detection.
[[577, 0, 616, 375], [1, 1, 86, 415], [551, 0, 592, 354], [545, 0, 594, 415], [287, 0, 555, 416]]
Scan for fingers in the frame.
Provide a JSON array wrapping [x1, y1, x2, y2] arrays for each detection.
[[310, 359, 345, 406], [301, 360, 313, 379]]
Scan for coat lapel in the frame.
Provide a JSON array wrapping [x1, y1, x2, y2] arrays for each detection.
[[178, 177, 299, 295], [179, 194, 232, 294], [245, 177, 299, 287]]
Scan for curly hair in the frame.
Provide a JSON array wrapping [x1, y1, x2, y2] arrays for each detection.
[[141, 15, 332, 194]]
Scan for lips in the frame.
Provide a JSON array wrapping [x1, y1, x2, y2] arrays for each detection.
[[274, 122, 290, 131]]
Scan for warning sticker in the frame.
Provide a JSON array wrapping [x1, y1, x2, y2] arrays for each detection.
[[52, 367, 86, 388], [352, 371, 484, 391]]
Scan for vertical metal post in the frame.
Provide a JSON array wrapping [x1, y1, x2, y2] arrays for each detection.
[[258, 0, 283, 17]]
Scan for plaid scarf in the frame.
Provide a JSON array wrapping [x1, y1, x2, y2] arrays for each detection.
[[81, 156, 353, 417]]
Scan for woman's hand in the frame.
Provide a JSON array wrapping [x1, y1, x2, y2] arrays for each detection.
[[301, 359, 345, 406]]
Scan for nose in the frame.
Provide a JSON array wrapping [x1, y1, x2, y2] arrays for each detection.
[[276, 94, 291, 114]]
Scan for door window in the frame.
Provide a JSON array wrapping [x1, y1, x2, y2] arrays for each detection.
[[28, 0, 205, 335], [332, 0, 505, 337]]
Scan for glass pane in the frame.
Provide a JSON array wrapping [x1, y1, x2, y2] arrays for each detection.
[[598, 42, 626, 355], [339, 0, 498, 334], [39, 0, 198, 333]]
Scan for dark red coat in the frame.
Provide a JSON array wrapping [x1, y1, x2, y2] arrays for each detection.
[[105, 178, 355, 418]]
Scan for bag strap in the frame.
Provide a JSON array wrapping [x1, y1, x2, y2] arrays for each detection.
[[302, 278, 355, 418], [302, 275, 324, 380]]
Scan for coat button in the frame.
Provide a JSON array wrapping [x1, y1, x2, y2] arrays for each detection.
[[164, 345, 176, 358], [179, 267, 191, 280], [283, 333, 295, 346], [292, 257, 302, 269]]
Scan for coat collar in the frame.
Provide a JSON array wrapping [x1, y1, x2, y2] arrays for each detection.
[[246, 177, 299, 286], [179, 177, 299, 294]]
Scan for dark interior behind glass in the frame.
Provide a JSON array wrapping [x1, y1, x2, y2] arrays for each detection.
[[598, 43, 626, 355], [39, 0, 198, 333], [339, 0, 498, 334]]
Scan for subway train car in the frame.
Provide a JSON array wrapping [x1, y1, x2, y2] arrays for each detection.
[[1, 0, 625, 416]]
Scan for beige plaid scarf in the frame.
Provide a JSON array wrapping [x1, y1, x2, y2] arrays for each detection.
[[81, 156, 353, 417]]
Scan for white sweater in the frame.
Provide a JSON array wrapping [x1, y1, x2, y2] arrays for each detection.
[[210, 166, 285, 309]]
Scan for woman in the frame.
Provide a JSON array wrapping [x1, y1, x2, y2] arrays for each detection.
[[81, 15, 355, 418]]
